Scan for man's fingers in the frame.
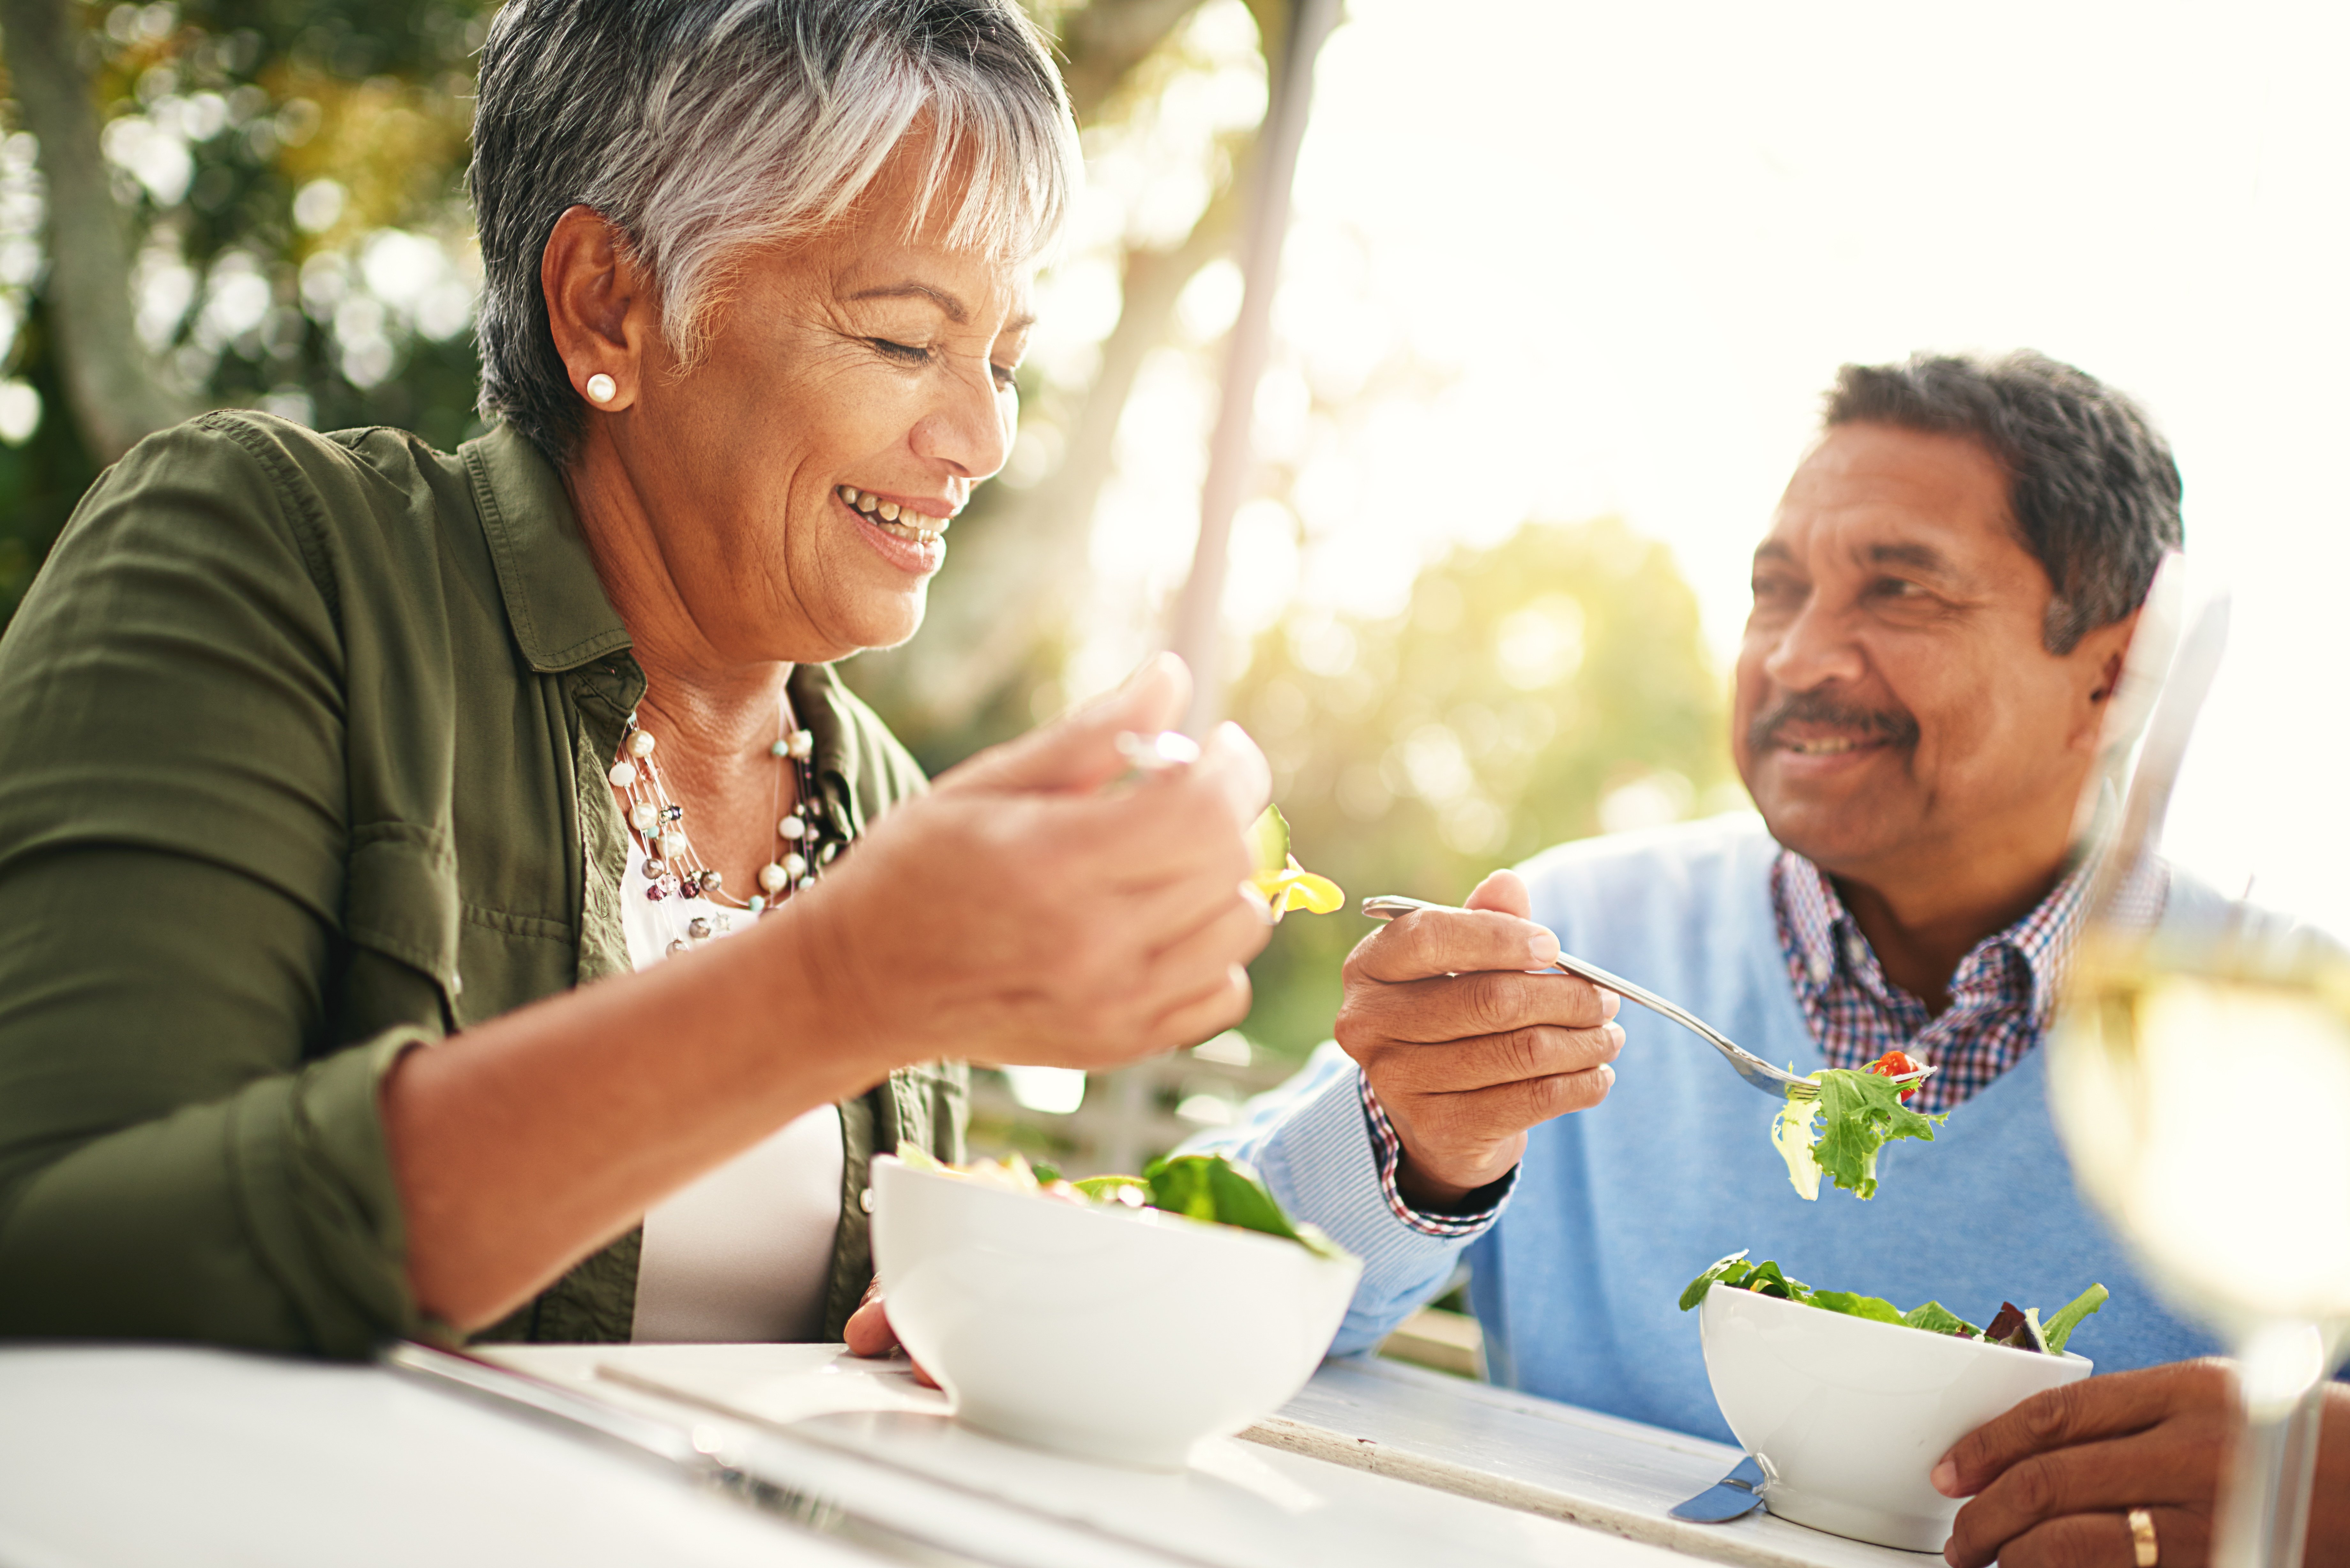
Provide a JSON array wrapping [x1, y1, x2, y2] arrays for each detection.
[[936, 652, 1191, 796], [1947, 1506, 2210, 1568], [1343, 965, 1615, 1047], [1942, 1430, 2229, 1568], [1937, 1362, 2231, 1498], [1359, 1021, 1625, 1096], [1350, 908, 1564, 985], [1406, 1062, 1618, 1138], [1463, 868, 1534, 920]]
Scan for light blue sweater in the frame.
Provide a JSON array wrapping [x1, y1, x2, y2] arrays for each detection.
[[1197, 814, 2221, 1443]]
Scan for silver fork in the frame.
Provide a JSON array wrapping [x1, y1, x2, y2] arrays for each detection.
[[1359, 893, 1936, 1103]]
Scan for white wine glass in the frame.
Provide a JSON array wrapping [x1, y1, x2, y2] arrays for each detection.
[[2051, 555, 2350, 1568]]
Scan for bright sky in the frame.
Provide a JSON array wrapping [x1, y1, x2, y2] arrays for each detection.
[[1294, 0, 2350, 645], [1058, 0, 2350, 924]]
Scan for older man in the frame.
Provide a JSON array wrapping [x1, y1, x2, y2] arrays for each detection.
[[1198, 351, 2346, 1568]]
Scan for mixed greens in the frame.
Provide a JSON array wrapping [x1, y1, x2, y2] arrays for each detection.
[[1772, 1049, 1945, 1201], [1679, 1250, 2108, 1355], [898, 1146, 1348, 1260]]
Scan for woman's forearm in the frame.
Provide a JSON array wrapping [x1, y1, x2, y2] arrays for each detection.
[[380, 896, 885, 1331]]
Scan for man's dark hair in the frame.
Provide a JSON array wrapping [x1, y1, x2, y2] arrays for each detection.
[[1824, 351, 2183, 654]]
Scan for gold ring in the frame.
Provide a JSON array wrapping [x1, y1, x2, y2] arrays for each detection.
[[2128, 1508, 2159, 1568]]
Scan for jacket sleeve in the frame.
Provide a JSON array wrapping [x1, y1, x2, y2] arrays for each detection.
[[0, 418, 428, 1355], [1179, 1042, 1508, 1356]]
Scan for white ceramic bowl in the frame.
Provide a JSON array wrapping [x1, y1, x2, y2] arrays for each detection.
[[1699, 1282, 2094, 1550], [870, 1157, 1362, 1469]]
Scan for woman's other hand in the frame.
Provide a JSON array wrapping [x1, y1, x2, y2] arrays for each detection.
[[798, 652, 1274, 1072], [844, 1279, 936, 1387]]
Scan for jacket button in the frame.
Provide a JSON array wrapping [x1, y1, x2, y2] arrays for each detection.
[[859, 1187, 875, 1214]]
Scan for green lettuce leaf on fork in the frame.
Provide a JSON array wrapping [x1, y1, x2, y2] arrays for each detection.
[[1772, 1067, 1947, 1200]]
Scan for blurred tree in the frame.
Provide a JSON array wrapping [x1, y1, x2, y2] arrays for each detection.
[[1229, 516, 1742, 1058], [0, 0, 495, 613], [0, 0, 189, 458]]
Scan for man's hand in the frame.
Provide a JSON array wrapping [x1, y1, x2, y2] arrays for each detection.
[[1937, 1361, 2350, 1568], [1334, 868, 1623, 1209]]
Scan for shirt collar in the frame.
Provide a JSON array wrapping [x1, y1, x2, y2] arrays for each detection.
[[1774, 846, 2094, 1020], [460, 423, 633, 675]]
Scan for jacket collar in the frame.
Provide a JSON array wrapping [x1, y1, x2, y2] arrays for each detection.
[[462, 423, 633, 674], [463, 423, 872, 809]]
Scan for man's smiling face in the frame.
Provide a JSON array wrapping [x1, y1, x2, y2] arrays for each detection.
[[1734, 420, 2130, 885]]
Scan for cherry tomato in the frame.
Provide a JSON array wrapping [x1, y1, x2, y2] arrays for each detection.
[[1865, 1048, 1924, 1101]]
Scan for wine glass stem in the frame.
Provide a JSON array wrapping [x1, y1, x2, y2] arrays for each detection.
[[2215, 1372, 2327, 1568]]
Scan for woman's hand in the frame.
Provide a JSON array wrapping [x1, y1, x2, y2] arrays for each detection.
[[1936, 1361, 2350, 1568], [844, 1279, 936, 1387], [794, 654, 1275, 1073]]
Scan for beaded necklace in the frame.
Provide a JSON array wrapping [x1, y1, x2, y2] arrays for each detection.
[[606, 693, 842, 953]]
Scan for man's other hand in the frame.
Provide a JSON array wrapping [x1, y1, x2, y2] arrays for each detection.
[[1334, 869, 1623, 1209], [1937, 1361, 2350, 1568]]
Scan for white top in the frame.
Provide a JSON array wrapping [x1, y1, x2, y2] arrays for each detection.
[[621, 837, 844, 1344]]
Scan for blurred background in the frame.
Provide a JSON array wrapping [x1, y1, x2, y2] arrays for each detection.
[[0, 0, 2341, 1183]]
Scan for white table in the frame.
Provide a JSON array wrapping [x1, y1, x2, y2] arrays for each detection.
[[0, 1344, 1936, 1568]]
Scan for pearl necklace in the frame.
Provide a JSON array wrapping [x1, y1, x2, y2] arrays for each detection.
[[605, 697, 839, 946]]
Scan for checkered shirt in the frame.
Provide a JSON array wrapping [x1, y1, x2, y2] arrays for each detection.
[[1357, 1067, 1516, 1237], [1770, 848, 2165, 1114]]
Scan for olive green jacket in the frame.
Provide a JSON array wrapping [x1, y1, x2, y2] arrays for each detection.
[[0, 412, 962, 1356]]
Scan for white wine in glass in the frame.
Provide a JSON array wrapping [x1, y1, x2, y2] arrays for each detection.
[[2051, 564, 2350, 1568]]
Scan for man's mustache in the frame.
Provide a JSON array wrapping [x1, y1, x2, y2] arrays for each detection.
[[1748, 689, 1921, 754]]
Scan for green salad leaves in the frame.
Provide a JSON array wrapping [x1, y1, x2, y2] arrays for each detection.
[[1679, 1250, 2108, 1354], [903, 1147, 1346, 1260], [1120, 1153, 1342, 1257], [1773, 1068, 1947, 1200]]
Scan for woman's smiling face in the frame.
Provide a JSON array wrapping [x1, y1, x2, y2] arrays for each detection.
[[564, 150, 1035, 665]]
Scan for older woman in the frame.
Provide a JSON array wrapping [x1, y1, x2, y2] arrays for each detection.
[[0, 0, 1271, 1354]]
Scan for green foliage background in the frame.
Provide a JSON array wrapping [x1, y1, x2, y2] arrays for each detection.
[[1231, 517, 1735, 1058], [0, 0, 493, 606]]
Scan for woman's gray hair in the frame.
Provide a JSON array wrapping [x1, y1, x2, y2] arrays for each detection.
[[471, 0, 1080, 462]]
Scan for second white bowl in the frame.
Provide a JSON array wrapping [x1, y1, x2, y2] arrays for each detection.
[[1700, 1282, 2094, 1550]]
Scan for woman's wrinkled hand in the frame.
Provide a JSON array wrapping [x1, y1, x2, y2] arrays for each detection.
[[1936, 1361, 2349, 1568], [793, 652, 1274, 1074], [843, 1278, 936, 1387]]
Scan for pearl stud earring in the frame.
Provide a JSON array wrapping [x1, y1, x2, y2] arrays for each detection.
[[586, 373, 616, 404]]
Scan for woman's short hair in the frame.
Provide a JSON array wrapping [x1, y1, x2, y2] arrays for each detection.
[[471, 0, 1080, 462]]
